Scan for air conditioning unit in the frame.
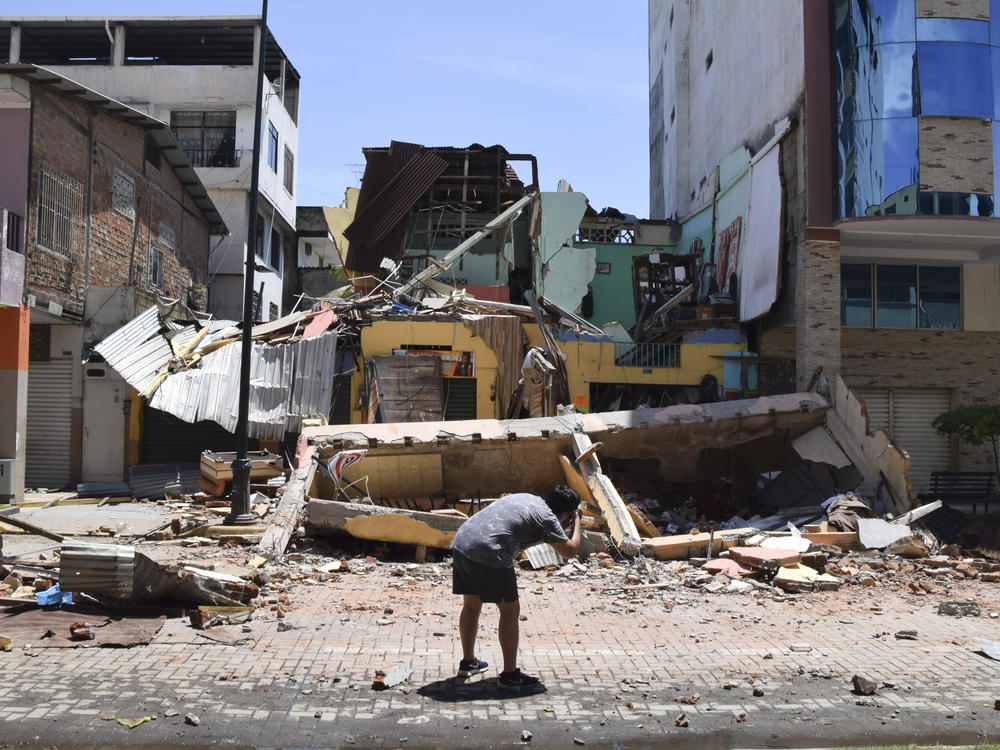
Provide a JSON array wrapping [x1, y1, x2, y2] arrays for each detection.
[[0, 459, 14, 495]]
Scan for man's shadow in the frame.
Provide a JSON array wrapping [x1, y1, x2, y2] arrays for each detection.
[[418, 676, 547, 702]]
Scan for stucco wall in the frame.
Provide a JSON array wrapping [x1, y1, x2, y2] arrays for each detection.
[[649, 0, 804, 220]]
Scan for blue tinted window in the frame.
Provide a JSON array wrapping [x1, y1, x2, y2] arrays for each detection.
[[917, 43, 992, 118], [992, 0, 1000, 46], [876, 265, 917, 327], [836, 0, 915, 46], [837, 43, 916, 122], [919, 267, 960, 329], [841, 264, 873, 326], [993, 47, 1000, 119], [916, 18, 989, 43], [837, 117, 918, 217], [995, 121, 1000, 202]]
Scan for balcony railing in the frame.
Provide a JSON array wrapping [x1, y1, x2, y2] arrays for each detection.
[[613, 342, 680, 369], [181, 148, 243, 168]]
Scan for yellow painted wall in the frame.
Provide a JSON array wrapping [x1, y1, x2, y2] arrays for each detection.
[[560, 339, 742, 411], [963, 265, 1000, 331], [351, 320, 743, 421], [352, 320, 501, 422]]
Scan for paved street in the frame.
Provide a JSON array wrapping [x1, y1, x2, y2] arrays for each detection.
[[1, 540, 999, 749]]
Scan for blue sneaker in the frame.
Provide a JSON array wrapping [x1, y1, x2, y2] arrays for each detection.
[[457, 658, 489, 677]]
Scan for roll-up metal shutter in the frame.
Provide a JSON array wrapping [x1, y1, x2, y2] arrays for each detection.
[[856, 388, 951, 493], [142, 406, 258, 465], [25, 359, 75, 490], [857, 390, 889, 433], [443, 377, 478, 421], [892, 390, 951, 494]]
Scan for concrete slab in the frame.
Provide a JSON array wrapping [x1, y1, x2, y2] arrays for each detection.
[[857, 518, 912, 549]]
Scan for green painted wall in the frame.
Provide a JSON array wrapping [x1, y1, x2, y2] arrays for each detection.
[[580, 242, 689, 330]]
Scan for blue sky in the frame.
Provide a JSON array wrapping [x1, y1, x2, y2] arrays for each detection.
[[18, 2, 650, 216]]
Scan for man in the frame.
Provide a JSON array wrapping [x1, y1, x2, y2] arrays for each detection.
[[450, 485, 582, 691]]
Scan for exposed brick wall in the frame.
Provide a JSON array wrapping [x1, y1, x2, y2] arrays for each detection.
[[761, 322, 1000, 472], [793, 239, 841, 390], [24, 86, 210, 319], [916, 0, 988, 20], [842, 327, 1000, 473], [919, 117, 993, 194]]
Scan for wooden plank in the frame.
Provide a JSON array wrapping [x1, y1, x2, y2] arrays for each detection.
[[558, 455, 597, 510], [767, 530, 859, 547], [729, 546, 802, 569], [627, 503, 659, 538], [642, 527, 757, 560], [0, 513, 64, 542], [571, 433, 640, 555]]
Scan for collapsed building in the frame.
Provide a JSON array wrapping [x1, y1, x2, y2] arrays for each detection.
[[80, 141, 929, 558]]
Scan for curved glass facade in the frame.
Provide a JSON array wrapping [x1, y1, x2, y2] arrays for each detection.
[[833, 0, 999, 218]]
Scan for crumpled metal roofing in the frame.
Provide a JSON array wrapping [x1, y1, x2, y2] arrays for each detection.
[[94, 306, 173, 394], [96, 307, 339, 439], [150, 331, 338, 440]]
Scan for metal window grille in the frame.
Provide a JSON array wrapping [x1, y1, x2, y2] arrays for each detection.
[[613, 342, 680, 369], [2, 209, 23, 253], [37, 168, 83, 256], [170, 111, 239, 168], [149, 244, 162, 288], [283, 146, 294, 194], [112, 169, 136, 223], [269, 302, 279, 321]]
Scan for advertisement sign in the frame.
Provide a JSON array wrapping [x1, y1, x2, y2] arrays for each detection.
[[391, 349, 475, 377]]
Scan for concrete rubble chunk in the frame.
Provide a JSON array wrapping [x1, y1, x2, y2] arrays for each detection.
[[373, 663, 412, 690], [852, 674, 878, 695], [857, 519, 911, 550], [884, 536, 930, 558], [729, 546, 802, 570], [938, 601, 981, 617]]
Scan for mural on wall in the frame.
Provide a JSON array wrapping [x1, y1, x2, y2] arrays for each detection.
[[391, 348, 475, 377], [714, 217, 742, 295]]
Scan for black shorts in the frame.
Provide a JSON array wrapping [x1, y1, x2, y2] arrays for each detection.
[[451, 550, 518, 604]]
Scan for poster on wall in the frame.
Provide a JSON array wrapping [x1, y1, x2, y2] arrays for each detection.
[[391, 349, 475, 377]]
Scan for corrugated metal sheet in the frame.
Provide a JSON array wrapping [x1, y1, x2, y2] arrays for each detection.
[[149, 332, 338, 440], [94, 306, 173, 393], [524, 543, 563, 569], [60, 541, 135, 597], [345, 141, 441, 273], [127, 463, 201, 499], [76, 481, 130, 498], [287, 333, 338, 432]]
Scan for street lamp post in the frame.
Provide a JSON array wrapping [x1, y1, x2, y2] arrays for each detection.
[[226, 0, 269, 526]]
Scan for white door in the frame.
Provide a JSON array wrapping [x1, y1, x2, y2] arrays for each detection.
[[82, 362, 126, 482], [856, 388, 951, 494]]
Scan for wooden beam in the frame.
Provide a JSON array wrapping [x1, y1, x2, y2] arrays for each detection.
[[0, 513, 64, 542], [570, 433, 640, 555], [642, 527, 758, 560]]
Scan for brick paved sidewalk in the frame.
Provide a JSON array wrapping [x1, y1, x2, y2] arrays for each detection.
[[1, 558, 999, 748]]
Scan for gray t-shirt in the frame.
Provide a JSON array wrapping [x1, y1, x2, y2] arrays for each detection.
[[451, 493, 568, 568]]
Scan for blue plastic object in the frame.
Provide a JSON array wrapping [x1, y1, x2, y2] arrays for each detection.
[[35, 584, 72, 606]]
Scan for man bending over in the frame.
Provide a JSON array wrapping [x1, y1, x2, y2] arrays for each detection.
[[450, 485, 582, 691]]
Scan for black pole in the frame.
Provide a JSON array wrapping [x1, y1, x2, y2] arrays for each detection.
[[226, 0, 269, 526]]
